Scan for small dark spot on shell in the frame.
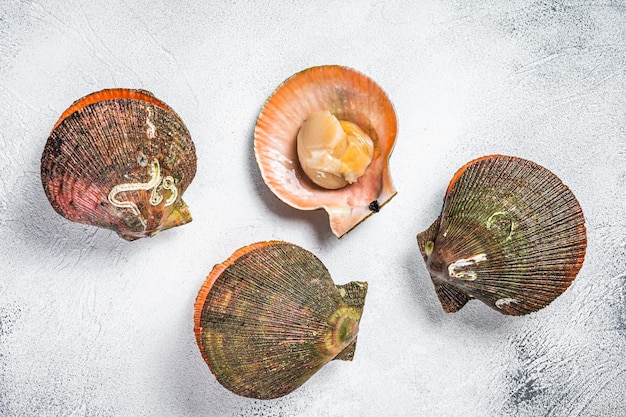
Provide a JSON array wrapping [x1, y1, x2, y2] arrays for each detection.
[[369, 200, 380, 212]]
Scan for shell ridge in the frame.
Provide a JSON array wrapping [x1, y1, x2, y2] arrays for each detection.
[[332, 281, 368, 361], [435, 281, 471, 313], [445, 154, 504, 195]]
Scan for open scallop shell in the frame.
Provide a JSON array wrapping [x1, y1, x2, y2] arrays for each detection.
[[417, 155, 586, 315], [41, 89, 197, 241], [194, 241, 368, 399], [254, 65, 398, 237]]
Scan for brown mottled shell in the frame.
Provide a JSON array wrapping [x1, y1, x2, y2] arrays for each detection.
[[41, 89, 197, 241], [254, 65, 398, 238], [417, 155, 586, 316], [194, 241, 368, 399]]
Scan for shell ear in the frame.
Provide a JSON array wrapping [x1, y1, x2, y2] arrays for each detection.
[[333, 281, 368, 361], [417, 216, 441, 262], [416, 216, 471, 313], [160, 199, 192, 231], [433, 282, 471, 313]]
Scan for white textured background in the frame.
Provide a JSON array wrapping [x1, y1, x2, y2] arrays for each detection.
[[1, 1, 625, 416]]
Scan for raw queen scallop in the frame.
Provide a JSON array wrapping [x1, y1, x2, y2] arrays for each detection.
[[41, 89, 197, 241], [417, 155, 587, 316], [254, 65, 398, 238], [194, 241, 368, 399]]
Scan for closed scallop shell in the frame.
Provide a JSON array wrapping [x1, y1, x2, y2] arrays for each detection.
[[254, 65, 398, 238], [41, 89, 197, 241], [417, 155, 586, 316], [194, 241, 368, 399]]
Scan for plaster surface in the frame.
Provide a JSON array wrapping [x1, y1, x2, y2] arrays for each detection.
[[1, 1, 625, 416]]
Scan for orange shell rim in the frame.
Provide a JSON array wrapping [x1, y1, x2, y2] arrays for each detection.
[[193, 241, 286, 366], [445, 154, 506, 195], [53, 88, 177, 130]]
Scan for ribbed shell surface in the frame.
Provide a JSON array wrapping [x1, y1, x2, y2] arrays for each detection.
[[254, 65, 398, 237], [41, 90, 197, 240], [417, 155, 586, 315], [194, 241, 367, 399]]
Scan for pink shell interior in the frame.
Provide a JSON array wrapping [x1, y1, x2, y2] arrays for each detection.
[[254, 65, 398, 237]]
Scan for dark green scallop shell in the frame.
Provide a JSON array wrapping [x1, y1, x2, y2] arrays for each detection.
[[417, 155, 586, 316], [194, 241, 367, 399]]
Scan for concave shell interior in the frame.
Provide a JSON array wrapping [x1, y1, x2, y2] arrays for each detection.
[[417, 155, 586, 316], [41, 89, 197, 241], [194, 241, 368, 399], [254, 65, 398, 237]]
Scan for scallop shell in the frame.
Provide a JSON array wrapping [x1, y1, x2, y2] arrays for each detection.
[[41, 89, 197, 241], [194, 241, 368, 399], [416, 155, 586, 316], [254, 65, 398, 238]]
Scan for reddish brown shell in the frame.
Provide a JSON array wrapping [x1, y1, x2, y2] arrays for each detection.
[[194, 241, 368, 399], [254, 65, 398, 237], [417, 155, 587, 316], [41, 89, 197, 241]]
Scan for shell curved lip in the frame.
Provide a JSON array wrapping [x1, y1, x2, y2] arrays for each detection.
[[52, 88, 179, 130], [193, 240, 279, 363], [445, 154, 507, 195], [254, 65, 398, 238]]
